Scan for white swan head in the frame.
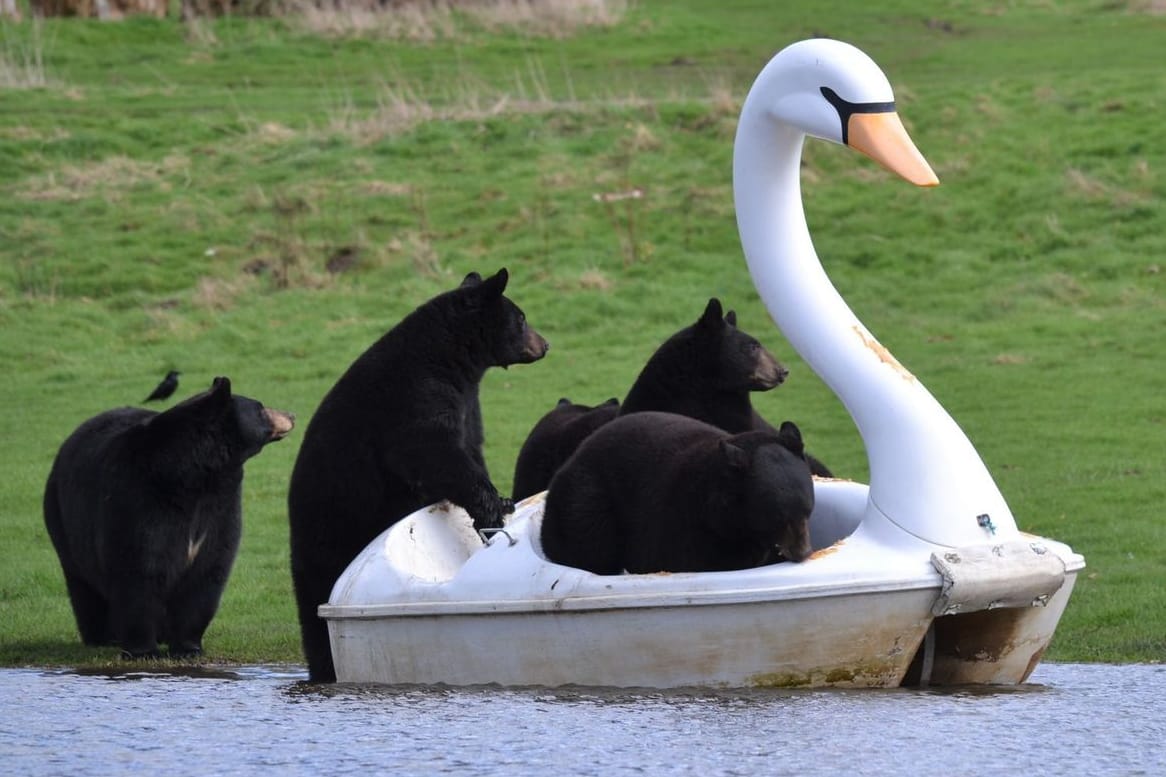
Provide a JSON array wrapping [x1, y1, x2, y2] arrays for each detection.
[[735, 39, 1019, 548], [745, 39, 938, 188]]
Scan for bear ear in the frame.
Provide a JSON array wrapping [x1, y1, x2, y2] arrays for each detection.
[[205, 376, 232, 407], [210, 376, 232, 395], [777, 420, 805, 456], [460, 272, 484, 288], [725, 310, 738, 327], [602, 397, 620, 407], [556, 397, 573, 407], [719, 438, 751, 471], [477, 267, 509, 299], [698, 298, 725, 328]]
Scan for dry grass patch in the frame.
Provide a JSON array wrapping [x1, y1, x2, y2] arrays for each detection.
[[182, 15, 219, 47], [576, 266, 613, 291], [139, 298, 207, 342], [323, 61, 736, 144], [1125, 0, 1166, 14], [326, 78, 560, 143], [321, 59, 642, 144], [623, 122, 660, 153], [991, 353, 1028, 365], [0, 125, 70, 141], [1130, 158, 1152, 182], [547, 266, 614, 293], [974, 93, 1004, 121], [460, 0, 627, 38], [289, 0, 457, 40], [246, 230, 335, 290], [386, 231, 444, 279], [285, 0, 625, 40], [1064, 166, 1148, 207], [360, 180, 415, 197], [191, 274, 258, 311], [701, 79, 741, 138], [0, 55, 50, 88], [0, 18, 51, 89], [1031, 271, 1090, 305], [18, 154, 191, 202], [252, 121, 298, 144]]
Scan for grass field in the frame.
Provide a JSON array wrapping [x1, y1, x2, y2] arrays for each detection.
[[1, 0, 1163, 669]]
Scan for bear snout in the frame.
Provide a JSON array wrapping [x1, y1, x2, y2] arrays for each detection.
[[264, 408, 296, 441], [522, 329, 550, 362], [751, 351, 789, 390], [778, 522, 813, 563]]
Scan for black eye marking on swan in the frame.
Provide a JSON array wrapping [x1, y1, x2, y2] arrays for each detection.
[[820, 87, 896, 145]]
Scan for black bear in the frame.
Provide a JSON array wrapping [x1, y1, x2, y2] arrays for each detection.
[[42, 377, 295, 659], [288, 268, 549, 682], [540, 412, 814, 575], [618, 297, 788, 427], [622, 298, 833, 477], [512, 297, 830, 498], [511, 397, 620, 501]]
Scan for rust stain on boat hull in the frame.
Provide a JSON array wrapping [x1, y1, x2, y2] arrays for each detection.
[[927, 573, 1078, 685]]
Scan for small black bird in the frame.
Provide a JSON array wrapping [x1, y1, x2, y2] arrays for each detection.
[[144, 370, 181, 402]]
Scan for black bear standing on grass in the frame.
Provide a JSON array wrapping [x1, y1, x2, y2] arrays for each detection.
[[540, 412, 815, 575], [512, 297, 831, 499], [43, 377, 295, 659], [511, 397, 620, 502], [288, 268, 549, 683]]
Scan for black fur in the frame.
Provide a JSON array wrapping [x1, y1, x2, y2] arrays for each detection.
[[619, 298, 788, 427], [43, 377, 294, 659], [512, 397, 620, 501], [287, 268, 548, 682], [512, 297, 831, 498], [541, 412, 815, 575]]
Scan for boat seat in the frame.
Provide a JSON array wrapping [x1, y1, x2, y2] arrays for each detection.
[[809, 479, 867, 550], [513, 492, 551, 561], [383, 502, 483, 584]]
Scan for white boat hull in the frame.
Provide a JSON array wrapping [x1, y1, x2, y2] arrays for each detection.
[[329, 589, 936, 688], [320, 482, 1083, 689]]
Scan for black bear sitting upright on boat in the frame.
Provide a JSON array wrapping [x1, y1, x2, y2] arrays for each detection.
[[512, 397, 621, 502], [288, 268, 549, 683], [512, 297, 831, 501]]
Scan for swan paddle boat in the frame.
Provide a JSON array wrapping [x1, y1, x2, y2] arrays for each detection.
[[319, 38, 1085, 689]]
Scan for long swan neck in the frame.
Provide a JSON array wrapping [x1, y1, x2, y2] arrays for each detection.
[[733, 96, 1018, 547], [733, 107, 872, 414]]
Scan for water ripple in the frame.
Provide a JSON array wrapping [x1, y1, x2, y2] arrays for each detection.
[[0, 664, 1162, 776]]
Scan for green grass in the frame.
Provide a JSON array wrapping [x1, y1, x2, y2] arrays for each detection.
[[1, 0, 1163, 670]]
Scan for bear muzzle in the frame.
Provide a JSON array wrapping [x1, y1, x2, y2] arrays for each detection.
[[264, 408, 296, 441], [521, 328, 550, 363], [750, 352, 789, 390], [777, 525, 813, 563]]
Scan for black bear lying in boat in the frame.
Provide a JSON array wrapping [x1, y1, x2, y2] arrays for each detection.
[[540, 411, 815, 574]]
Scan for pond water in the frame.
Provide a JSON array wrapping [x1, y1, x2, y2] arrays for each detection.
[[1, 662, 1163, 776]]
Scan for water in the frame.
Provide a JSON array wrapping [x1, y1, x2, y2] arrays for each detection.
[[1, 663, 1163, 776]]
